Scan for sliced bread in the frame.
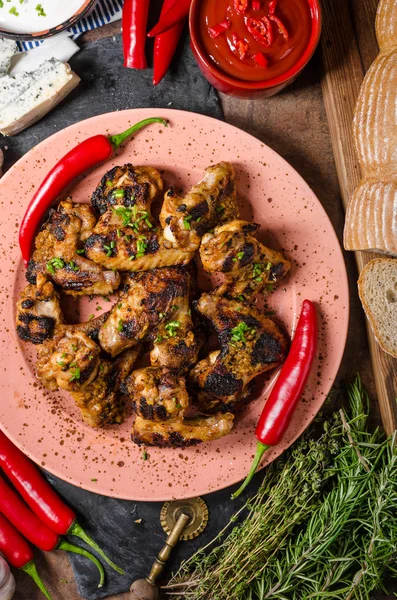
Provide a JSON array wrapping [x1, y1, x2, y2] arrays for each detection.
[[344, 180, 397, 256], [358, 258, 397, 357]]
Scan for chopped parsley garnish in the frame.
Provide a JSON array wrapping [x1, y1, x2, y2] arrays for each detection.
[[103, 241, 115, 257], [112, 206, 133, 226], [35, 3, 46, 16], [117, 319, 123, 332], [117, 303, 122, 309], [9, 6, 19, 15], [116, 229, 121, 238], [46, 257, 65, 274], [266, 261, 273, 270], [76, 249, 85, 255], [154, 335, 163, 343], [56, 359, 65, 366], [237, 251, 244, 260], [71, 344, 77, 351], [183, 215, 192, 230], [142, 449, 148, 461], [105, 180, 113, 187], [69, 366, 81, 382], [88, 314, 95, 321], [99, 364, 104, 372], [165, 321, 181, 337], [231, 322, 253, 345], [173, 397, 181, 409], [252, 262, 264, 282], [112, 206, 152, 230], [113, 189, 125, 199], [216, 205, 225, 213], [68, 260, 79, 272]]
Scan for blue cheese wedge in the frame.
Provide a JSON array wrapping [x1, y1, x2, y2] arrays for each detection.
[[0, 58, 80, 136], [0, 38, 17, 77]]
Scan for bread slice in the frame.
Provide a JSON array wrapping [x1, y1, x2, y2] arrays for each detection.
[[358, 258, 397, 357], [344, 180, 397, 255]]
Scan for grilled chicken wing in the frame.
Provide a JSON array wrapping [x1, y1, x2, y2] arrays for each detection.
[[132, 412, 234, 447], [16, 274, 63, 344], [26, 200, 120, 296], [200, 220, 291, 298], [99, 266, 200, 371], [160, 162, 239, 252], [72, 348, 140, 428], [121, 366, 189, 421], [36, 329, 101, 393], [85, 164, 194, 271], [190, 294, 288, 412]]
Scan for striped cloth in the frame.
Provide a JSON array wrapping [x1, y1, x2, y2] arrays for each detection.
[[19, 0, 123, 51]]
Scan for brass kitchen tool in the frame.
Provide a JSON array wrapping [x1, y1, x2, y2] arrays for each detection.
[[130, 498, 208, 600]]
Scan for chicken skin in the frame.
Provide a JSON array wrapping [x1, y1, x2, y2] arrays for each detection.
[[99, 266, 200, 372], [160, 162, 239, 252], [121, 366, 189, 421], [132, 412, 234, 447], [190, 294, 288, 413], [84, 164, 195, 271], [200, 220, 291, 299], [26, 200, 120, 296], [16, 274, 64, 344]]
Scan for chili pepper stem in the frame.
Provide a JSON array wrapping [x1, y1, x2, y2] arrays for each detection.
[[69, 521, 125, 575], [58, 540, 105, 588], [108, 117, 168, 150], [231, 442, 270, 500], [22, 561, 53, 600]]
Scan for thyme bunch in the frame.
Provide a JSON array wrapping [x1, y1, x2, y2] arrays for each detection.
[[165, 377, 397, 600]]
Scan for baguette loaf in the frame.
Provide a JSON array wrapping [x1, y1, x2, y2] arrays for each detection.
[[343, 0, 397, 255], [358, 259, 397, 358]]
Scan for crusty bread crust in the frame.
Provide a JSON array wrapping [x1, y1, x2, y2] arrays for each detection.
[[358, 258, 397, 358]]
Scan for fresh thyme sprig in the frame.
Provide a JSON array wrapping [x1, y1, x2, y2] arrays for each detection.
[[165, 376, 397, 600]]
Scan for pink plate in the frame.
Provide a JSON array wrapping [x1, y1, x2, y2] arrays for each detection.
[[0, 109, 348, 501]]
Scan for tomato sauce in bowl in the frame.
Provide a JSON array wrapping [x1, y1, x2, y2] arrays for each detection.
[[199, 0, 312, 83]]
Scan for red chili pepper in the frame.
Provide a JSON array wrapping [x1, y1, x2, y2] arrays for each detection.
[[0, 513, 52, 599], [208, 18, 231, 39], [252, 0, 261, 9], [268, 0, 277, 14], [253, 51, 268, 67], [147, 0, 191, 38], [232, 300, 317, 499], [18, 117, 167, 267], [153, 0, 186, 85], [269, 14, 289, 40], [231, 33, 249, 60], [0, 474, 106, 588], [245, 16, 273, 47], [0, 430, 124, 574], [122, 0, 150, 69], [234, 0, 249, 13]]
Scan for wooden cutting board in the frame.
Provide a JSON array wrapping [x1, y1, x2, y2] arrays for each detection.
[[320, 0, 397, 435]]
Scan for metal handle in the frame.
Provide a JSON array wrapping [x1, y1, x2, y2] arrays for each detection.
[[146, 512, 191, 586]]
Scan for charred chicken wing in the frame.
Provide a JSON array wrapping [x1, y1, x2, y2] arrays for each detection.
[[99, 266, 200, 371], [121, 366, 189, 421], [132, 412, 234, 447], [16, 274, 64, 344], [160, 162, 239, 252], [26, 200, 120, 296], [190, 294, 288, 413], [200, 220, 291, 299], [85, 164, 194, 271]]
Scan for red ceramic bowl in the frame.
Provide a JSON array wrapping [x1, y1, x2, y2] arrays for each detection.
[[189, 0, 322, 98]]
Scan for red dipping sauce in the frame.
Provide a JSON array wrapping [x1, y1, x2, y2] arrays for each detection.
[[199, 0, 312, 82]]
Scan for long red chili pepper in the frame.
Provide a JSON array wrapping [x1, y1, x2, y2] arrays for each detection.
[[122, 0, 150, 69], [0, 513, 52, 599], [0, 430, 124, 574], [18, 117, 167, 267], [147, 0, 191, 38], [0, 474, 106, 588], [153, 0, 186, 86], [232, 300, 318, 499]]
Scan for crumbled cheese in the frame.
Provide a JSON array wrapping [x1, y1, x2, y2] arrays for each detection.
[[0, 58, 80, 136], [0, 37, 17, 77]]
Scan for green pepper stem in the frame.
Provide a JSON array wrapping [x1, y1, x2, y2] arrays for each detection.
[[69, 521, 125, 575], [231, 442, 270, 500], [22, 561, 52, 600], [108, 117, 168, 150], [58, 539, 105, 588]]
